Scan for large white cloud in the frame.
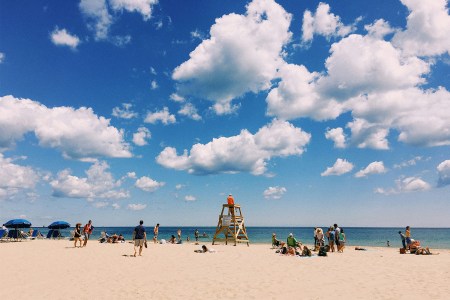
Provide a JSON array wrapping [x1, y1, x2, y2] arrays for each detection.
[[172, 0, 292, 114], [437, 160, 450, 187], [302, 2, 355, 42], [392, 0, 450, 57], [156, 119, 310, 175], [0, 95, 131, 159], [50, 28, 80, 49], [321, 158, 354, 176], [317, 34, 429, 100], [50, 161, 129, 199], [0, 154, 39, 200], [355, 161, 387, 178]]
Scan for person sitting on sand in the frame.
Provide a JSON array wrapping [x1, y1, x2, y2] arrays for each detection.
[[286, 233, 302, 251], [272, 233, 282, 248], [168, 235, 176, 244]]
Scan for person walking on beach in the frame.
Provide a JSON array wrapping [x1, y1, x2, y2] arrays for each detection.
[[74, 223, 83, 248], [82, 220, 93, 247], [338, 228, 346, 252], [153, 223, 159, 244], [133, 220, 147, 257]]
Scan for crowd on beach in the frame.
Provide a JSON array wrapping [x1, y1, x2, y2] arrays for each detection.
[[271, 224, 347, 257]]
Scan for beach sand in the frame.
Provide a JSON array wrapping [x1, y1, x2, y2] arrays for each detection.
[[1, 240, 449, 300]]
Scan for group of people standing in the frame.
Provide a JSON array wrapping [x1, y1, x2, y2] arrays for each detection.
[[325, 224, 346, 253]]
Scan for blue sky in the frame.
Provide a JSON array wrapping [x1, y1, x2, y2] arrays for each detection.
[[1, 0, 449, 227]]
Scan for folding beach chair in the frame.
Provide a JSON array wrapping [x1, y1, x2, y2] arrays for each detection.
[[27, 229, 40, 240], [0, 229, 7, 241], [46, 230, 54, 239], [7, 230, 26, 241]]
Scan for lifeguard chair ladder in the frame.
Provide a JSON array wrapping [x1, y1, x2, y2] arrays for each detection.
[[212, 204, 249, 246]]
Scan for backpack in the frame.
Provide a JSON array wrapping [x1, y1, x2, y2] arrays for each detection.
[[318, 246, 327, 256]]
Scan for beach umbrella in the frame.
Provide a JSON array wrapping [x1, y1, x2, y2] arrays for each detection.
[[48, 221, 70, 229], [3, 219, 32, 228]]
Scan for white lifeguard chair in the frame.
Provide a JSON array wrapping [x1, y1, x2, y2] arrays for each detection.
[[212, 204, 249, 246]]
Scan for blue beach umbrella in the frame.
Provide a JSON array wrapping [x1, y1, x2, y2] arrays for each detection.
[[3, 219, 32, 229], [48, 221, 70, 230]]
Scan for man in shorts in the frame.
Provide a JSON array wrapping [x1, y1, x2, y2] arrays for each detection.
[[133, 220, 147, 257]]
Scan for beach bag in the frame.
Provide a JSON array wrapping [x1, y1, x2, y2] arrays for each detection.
[[318, 246, 327, 256], [400, 248, 406, 254]]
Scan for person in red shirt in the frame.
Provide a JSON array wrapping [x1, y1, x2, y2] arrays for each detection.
[[83, 220, 93, 247], [227, 194, 234, 205]]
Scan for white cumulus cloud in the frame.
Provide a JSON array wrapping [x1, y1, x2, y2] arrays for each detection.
[[263, 186, 286, 199], [325, 127, 346, 148], [355, 161, 387, 178], [135, 176, 165, 192], [50, 161, 129, 199], [321, 158, 354, 176], [156, 119, 310, 176], [173, 0, 292, 114], [50, 27, 80, 49], [144, 107, 176, 125], [0, 154, 39, 200], [302, 2, 355, 43], [112, 103, 138, 119], [132, 127, 151, 146], [0, 95, 132, 160], [178, 103, 201, 121], [392, 0, 450, 57], [109, 0, 158, 20], [376, 176, 431, 195]]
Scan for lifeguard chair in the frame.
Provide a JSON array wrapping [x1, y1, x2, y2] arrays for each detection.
[[212, 204, 249, 246]]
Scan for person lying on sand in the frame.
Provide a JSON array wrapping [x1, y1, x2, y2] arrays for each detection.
[[194, 245, 216, 253], [355, 247, 367, 251], [415, 247, 438, 255]]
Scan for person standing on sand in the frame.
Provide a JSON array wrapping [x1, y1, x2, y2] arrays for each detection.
[[334, 224, 341, 251], [405, 226, 412, 249], [177, 228, 182, 242], [153, 223, 159, 244], [133, 220, 147, 257], [82, 220, 93, 247], [399, 231, 406, 249], [194, 229, 199, 243], [328, 226, 335, 252]]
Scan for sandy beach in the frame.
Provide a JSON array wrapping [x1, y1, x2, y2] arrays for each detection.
[[1, 240, 449, 300]]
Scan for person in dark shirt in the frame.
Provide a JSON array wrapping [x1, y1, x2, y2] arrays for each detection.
[[133, 220, 147, 257]]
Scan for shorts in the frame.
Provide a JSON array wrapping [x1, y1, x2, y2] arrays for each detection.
[[135, 239, 144, 247], [406, 237, 412, 244]]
